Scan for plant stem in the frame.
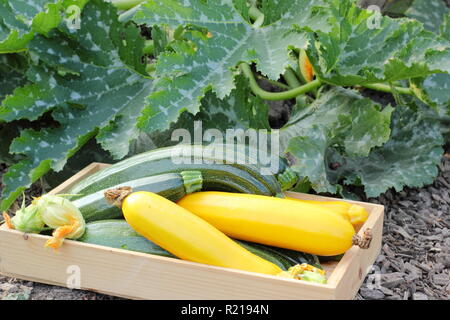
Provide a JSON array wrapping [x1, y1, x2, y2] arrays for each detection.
[[110, 0, 146, 11], [283, 67, 302, 88], [249, 5, 263, 21], [248, 4, 264, 27], [240, 63, 322, 100], [143, 40, 154, 55], [118, 4, 141, 22], [361, 83, 413, 95]]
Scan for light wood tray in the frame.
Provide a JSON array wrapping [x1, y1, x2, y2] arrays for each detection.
[[0, 162, 384, 300]]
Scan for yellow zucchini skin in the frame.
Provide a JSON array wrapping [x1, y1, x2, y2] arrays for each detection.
[[121, 191, 282, 275], [286, 197, 368, 227], [177, 192, 356, 256]]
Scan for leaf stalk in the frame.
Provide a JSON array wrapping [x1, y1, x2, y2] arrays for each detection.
[[240, 63, 322, 100], [360, 83, 413, 95]]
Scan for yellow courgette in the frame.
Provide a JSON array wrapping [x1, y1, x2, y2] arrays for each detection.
[[178, 192, 369, 256], [285, 197, 369, 227], [104, 188, 282, 275]]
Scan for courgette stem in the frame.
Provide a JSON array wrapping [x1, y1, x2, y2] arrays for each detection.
[[180, 171, 203, 194], [360, 83, 413, 95], [240, 63, 323, 100], [248, 5, 262, 21], [117, 4, 141, 22], [242, 61, 414, 100], [110, 0, 145, 11], [283, 67, 302, 88], [143, 40, 154, 56]]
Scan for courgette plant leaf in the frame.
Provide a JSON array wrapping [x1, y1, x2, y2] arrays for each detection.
[[0, 54, 30, 165], [282, 87, 393, 194], [0, 0, 153, 210], [0, 54, 28, 102], [0, 0, 35, 53], [308, 0, 450, 86], [331, 105, 444, 198], [131, 0, 332, 133], [405, 0, 449, 33], [409, 15, 450, 113], [441, 14, 450, 42], [382, 0, 414, 17], [418, 73, 450, 110], [147, 74, 271, 148], [0, 0, 87, 53]]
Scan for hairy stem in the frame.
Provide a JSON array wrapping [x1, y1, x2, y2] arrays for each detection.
[[118, 4, 141, 22], [110, 0, 146, 11], [283, 67, 302, 88], [361, 83, 413, 95], [240, 63, 322, 100], [249, 5, 262, 20], [143, 40, 154, 55]]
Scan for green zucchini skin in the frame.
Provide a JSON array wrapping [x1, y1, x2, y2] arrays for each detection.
[[208, 143, 297, 191], [73, 172, 202, 222], [70, 145, 280, 198], [78, 220, 321, 271], [200, 143, 283, 193], [236, 240, 322, 270], [78, 220, 176, 258]]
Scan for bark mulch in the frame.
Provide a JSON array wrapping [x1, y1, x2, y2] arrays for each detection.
[[357, 156, 450, 300]]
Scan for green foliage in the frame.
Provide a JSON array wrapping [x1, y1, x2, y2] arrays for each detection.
[[0, 0, 87, 53], [132, 0, 332, 133], [308, 0, 450, 86], [283, 88, 393, 193], [329, 105, 444, 197], [0, 0, 152, 210], [405, 0, 449, 33]]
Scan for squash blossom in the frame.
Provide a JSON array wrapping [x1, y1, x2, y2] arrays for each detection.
[[2, 196, 45, 233], [278, 263, 327, 284], [32, 195, 86, 250]]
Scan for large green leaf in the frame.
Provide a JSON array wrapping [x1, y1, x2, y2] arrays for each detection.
[[282, 87, 393, 193], [420, 73, 450, 109], [308, 0, 450, 86], [149, 75, 271, 148], [333, 105, 444, 197], [131, 0, 332, 133], [0, 0, 35, 53], [0, 54, 30, 165], [0, 0, 152, 210], [405, 0, 449, 33], [409, 15, 450, 113], [0, 54, 28, 102], [382, 0, 415, 16], [0, 0, 84, 53]]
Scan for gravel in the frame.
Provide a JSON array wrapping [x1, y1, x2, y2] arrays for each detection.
[[1, 156, 448, 300]]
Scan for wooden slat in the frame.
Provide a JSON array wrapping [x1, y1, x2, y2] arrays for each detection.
[[327, 205, 384, 299], [0, 227, 334, 300]]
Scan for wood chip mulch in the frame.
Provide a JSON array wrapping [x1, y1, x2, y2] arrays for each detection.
[[357, 156, 450, 300]]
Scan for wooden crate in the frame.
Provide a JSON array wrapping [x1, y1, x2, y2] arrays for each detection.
[[0, 163, 384, 300]]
